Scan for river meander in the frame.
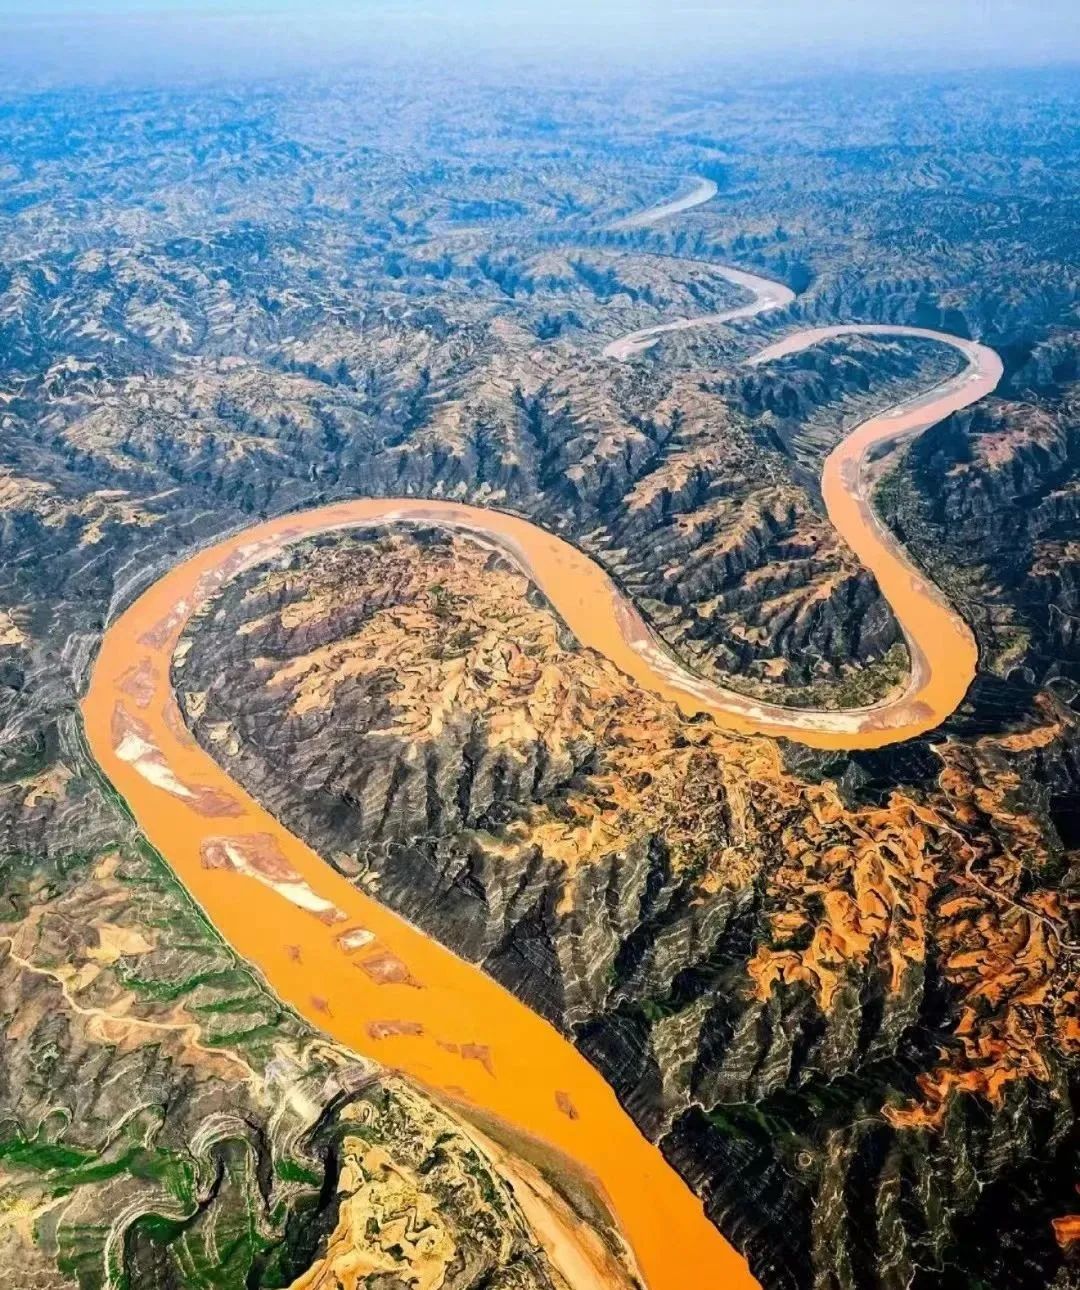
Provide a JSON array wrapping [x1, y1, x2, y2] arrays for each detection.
[[80, 179, 1001, 1287]]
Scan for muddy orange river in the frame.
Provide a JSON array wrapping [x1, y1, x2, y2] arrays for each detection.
[[81, 181, 1002, 1288]]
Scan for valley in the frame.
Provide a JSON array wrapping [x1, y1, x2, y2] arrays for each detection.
[[0, 58, 1077, 1290]]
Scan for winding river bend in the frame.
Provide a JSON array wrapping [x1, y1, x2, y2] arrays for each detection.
[[82, 178, 1002, 1287], [608, 175, 720, 231], [608, 318, 999, 746]]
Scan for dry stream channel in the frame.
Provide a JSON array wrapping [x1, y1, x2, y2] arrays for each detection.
[[81, 178, 1003, 1288]]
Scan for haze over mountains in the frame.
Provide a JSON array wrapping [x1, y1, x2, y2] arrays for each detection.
[[3, 0, 1079, 84]]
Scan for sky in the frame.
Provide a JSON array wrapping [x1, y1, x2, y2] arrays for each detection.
[[1, 1, 1078, 84]]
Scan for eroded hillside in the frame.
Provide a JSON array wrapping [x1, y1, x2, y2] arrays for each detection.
[[180, 527, 1080, 1289], [0, 753, 569, 1289]]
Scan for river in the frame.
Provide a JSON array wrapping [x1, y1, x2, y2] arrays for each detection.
[[608, 176, 720, 231], [81, 178, 1001, 1286]]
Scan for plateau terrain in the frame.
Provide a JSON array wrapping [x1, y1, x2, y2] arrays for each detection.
[[0, 53, 1076, 1290]]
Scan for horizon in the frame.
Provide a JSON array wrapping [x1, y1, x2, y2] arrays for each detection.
[[1, 1, 1079, 88]]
